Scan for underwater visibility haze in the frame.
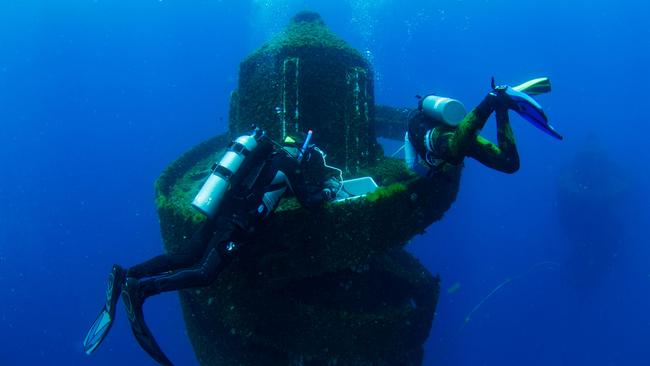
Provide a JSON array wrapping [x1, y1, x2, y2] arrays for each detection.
[[0, 1, 649, 365]]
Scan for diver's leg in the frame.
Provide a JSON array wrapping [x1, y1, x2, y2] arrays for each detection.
[[126, 253, 201, 279], [83, 218, 218, 357], [126, 219, 217, 279], [120, 230, 234, 366], [136, 239, 231, 298]]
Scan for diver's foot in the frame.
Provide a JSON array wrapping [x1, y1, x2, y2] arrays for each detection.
[[477, 81, 517, 116], [121, 277, 143, 324], [488, 78, 518, 111], [122, 278, 173, 366], [106, 264, 126, 316], [490, 77, 541, 113]]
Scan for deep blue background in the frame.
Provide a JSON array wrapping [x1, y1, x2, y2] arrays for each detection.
[[1, 1, 648, 365]]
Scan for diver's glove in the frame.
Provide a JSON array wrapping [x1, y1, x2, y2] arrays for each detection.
[[490, 77, 563, 140], [321, 187, 337, 201]]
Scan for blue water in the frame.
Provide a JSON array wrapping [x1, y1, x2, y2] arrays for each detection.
[[1, 1, 648, 365]]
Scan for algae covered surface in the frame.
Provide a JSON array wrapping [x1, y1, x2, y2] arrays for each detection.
[[156, 136, 461, 276], [153, 10, 464, 366], [154, 130, 461, 365], [230, 11, 379, 176]]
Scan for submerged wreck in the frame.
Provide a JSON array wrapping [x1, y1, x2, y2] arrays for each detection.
[[154, 12, 462, 366]]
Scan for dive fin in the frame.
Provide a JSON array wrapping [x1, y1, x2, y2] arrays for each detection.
[[513, 77, 552, 96], [83, 264, 125, 355], [128, 313, 173, 366], [505, 87, 563, 140], [122, 279, 174, 366], [83, 307, 114, 354]]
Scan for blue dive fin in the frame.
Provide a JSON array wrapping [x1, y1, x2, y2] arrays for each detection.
[[83, 307, 114, 354], [505, 87, 563, 140], [83, 264, 125, 355]]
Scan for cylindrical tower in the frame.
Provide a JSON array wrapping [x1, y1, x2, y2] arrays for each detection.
[[153, 12, 465, 366], [229, 11, 379, 175]]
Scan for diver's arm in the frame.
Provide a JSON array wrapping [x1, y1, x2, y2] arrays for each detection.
[[285, 170, 334, 209], [276, 147, 338, 208], [466, 108, 520, 173]]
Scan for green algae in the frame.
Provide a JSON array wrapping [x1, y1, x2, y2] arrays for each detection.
[[179, 249, 438, 365], [152, 11, 464, 366], [154, 129, 461, 365]]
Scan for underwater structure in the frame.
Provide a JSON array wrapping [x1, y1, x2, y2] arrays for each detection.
[[154, 12, 462, 365]]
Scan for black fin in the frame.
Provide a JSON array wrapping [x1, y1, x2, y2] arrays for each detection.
[[122, 281, 174, 366]]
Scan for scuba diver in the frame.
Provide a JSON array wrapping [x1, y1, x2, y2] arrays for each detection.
[[83, 128, 342, 366], [405, 77, 562, 176]]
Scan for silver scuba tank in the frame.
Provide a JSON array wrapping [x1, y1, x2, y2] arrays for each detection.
[[420, 95, 467, 126], [191, 132, 260, 218]]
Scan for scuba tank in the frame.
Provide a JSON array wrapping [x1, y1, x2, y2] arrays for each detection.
[[419, 95, 467, 126], [192, 129, 265, 218]]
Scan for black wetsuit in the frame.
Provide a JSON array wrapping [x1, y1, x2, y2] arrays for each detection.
[[126, 140, 339, 300]]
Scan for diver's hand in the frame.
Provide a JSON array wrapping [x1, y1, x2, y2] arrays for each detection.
[[490, 77, 518, 111], [321, 187, 337, 201], [489, 77, 561, 139]]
